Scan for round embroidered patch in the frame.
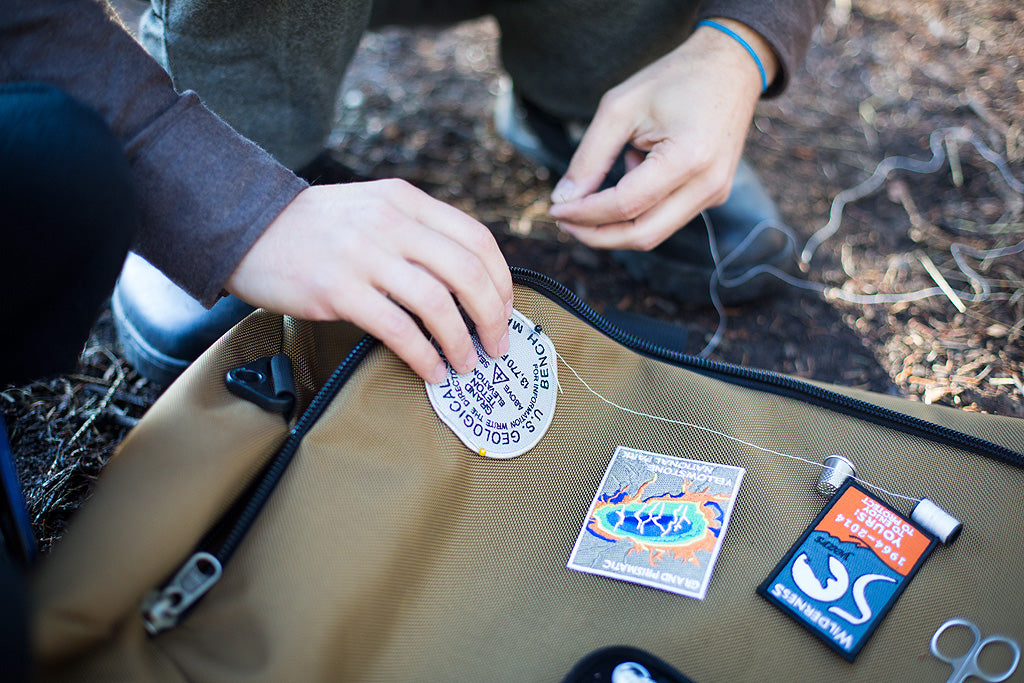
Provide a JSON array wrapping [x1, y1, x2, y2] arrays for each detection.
[[425, 309, 557, 459]]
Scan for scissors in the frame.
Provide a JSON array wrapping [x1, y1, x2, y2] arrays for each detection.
[[930, 618, 1020, 683]]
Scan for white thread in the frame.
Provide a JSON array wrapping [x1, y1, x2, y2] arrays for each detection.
[[555, 349, 921, 504], [910, 498, 962, 543], [700, 126, 1024, 357]]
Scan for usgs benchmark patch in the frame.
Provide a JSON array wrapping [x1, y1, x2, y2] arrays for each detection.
[[425, 309, 557, 459], [567, 446, 745, 600], [757, 480, 936, 662]]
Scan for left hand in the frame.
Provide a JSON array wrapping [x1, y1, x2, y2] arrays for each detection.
[[547, 19, 778, 251]]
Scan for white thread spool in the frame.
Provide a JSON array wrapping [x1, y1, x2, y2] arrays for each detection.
[[911, 498, 962, 544], [817, 455, 856, 497]]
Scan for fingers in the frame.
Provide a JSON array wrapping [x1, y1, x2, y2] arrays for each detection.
[[551, 140, 706, 228], [345, 244, 507, 384], [401, 183, 515, 314], [624, 148, 645, 173], [549, 102, 634, 205], [379, 181, 513, 362], [370, 223, 511, 372], [548, 31, 761, 244], [340, 285, 453, 384], [557, 157, 730, 251], [225, 181, 515, 384], [356, 182, 513, 379]]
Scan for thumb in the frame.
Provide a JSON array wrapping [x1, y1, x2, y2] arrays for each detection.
[[551, 109, 633, 204]]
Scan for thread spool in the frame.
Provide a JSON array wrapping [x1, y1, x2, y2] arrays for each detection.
[[911, 498, 962, 544], [816, 455, 856, 497]]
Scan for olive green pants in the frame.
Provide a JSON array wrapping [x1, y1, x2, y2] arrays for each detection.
[[141, 0, 698, 168]]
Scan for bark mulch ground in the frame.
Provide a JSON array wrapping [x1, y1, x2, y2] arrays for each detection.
[[4, 0, 1022, 552]]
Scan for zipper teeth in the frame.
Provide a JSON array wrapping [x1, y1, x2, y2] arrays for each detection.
[[293, 335, 378, 434], [211, 335, 379, 563], [510, 266, 1024, 467]]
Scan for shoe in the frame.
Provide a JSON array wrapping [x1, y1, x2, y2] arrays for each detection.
[[494, 86, 795, 305], [112, 253, 254, 386]]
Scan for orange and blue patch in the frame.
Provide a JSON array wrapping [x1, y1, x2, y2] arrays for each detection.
[[758, 480, 936, 661]]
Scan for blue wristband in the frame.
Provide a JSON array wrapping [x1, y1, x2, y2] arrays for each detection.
[[696, 19, 768, 93]]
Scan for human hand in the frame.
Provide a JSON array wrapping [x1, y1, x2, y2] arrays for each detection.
[[548, 18, 779, 251], [225, 180, 513, 383]]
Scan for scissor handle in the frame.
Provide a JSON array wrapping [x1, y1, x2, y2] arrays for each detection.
[[930, 618, 1021, 683]]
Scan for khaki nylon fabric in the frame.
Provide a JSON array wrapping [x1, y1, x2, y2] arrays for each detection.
[[33, 286, 1024, 681]]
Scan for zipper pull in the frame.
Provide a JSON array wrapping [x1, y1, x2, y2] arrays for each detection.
[[141, 551, 223, 636]]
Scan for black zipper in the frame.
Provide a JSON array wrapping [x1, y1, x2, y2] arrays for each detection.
[[141, 267, 1023, 635], [142, 334, 379, 635], [511, 266, 1024, 468]]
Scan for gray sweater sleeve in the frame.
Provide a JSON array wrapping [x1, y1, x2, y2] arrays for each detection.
[[699, 0, 829, 97], [0, 0, 308, 306]]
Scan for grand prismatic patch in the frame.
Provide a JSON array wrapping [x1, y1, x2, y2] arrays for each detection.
[[567, 446, 745, 599]]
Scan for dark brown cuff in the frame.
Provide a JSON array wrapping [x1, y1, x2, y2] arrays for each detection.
[[698, 0, 828, 97], [127, 92, 308, 307]]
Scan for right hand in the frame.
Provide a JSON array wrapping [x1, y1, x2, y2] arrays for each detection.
[[225, 179, 514, 384], [548, 18, 776, 252]]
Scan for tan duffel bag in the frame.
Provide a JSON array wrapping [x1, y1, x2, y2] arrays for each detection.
[[33, 269, 1024, 681]]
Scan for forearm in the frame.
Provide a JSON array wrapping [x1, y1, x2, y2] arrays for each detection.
[[0, 0, 306, 306], [126, 92, 306, 307]]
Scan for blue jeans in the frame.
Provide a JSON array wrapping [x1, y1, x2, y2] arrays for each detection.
[[0, 82, 139, 682], [0, 82, 137, 386]]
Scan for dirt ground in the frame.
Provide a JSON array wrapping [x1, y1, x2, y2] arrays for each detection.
[[4, 0, 1023, 551]]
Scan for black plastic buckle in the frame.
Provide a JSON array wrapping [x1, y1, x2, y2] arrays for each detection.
[[225, 353, 296, 421]]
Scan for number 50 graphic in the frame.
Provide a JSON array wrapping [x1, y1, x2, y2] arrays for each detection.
[[791, 552, 896, 625]]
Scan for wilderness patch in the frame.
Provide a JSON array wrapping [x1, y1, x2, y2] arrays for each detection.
[[758, 480, 936, 661]]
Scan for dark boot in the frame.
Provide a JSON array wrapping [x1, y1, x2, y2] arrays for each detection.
[[612, 159, 796, 305]]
